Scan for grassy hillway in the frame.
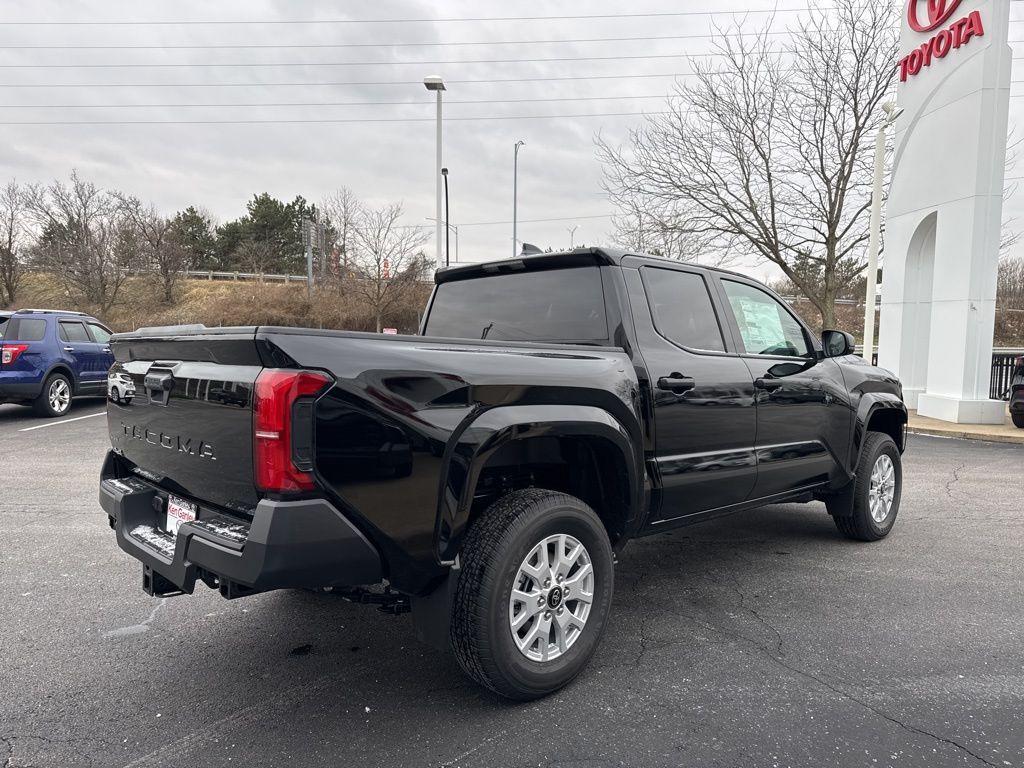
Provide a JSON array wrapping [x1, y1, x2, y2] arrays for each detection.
[[8, 272, 432, 335]]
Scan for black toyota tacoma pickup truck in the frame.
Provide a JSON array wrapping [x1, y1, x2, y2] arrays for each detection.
[[99, 248, 907, 699]]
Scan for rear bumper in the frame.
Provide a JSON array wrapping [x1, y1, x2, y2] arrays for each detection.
[[0, 372, 43, 401], [99, 453, 382, 598]]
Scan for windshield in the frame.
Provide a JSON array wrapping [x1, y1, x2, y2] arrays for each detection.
[[424, 266, 609, 343]]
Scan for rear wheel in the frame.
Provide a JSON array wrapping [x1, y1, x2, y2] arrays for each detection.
[[450, 488, 615, 700], [829, 432, 902, 541], [1012, 412, 1024, 429], [33, 373, 72, 417]]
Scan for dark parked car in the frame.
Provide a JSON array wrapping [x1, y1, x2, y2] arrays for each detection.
[[1, 309, 114, 417], [1010, 355, 1024, 428], [98, 249, 907, 699]]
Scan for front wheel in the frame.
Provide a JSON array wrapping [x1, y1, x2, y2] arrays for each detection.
[[1012, 412, 1024, 429], [829, 432, 902, 541], [450, 489, 615, 700]]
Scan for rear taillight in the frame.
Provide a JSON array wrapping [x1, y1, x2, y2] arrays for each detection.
[[253, 369, 331, 493], [1, 344, 28, 365], [1016, 356, 1024, 368]]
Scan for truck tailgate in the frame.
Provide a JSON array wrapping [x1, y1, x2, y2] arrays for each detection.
[[107, 328, 264, 513]]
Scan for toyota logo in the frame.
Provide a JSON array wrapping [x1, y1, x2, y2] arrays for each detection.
[[908, 0, 964, 32]]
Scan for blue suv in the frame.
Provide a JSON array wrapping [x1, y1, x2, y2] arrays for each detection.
[[0, 309, 114, 417]]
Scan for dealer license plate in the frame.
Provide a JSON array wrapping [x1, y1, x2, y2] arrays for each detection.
[[166, 495, 197, 536]]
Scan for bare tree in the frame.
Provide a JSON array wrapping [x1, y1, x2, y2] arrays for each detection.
[[321, 187, 363, 278], [114, 194, 186, 303], [346, 202, 430, 332], [25, 171, 133, 313], [998, 255, 1024, 309], [232, 239, 277, 276], [610, 205, 703, 263], [598, 0, 899, 328], [0, 182, 29, 305]]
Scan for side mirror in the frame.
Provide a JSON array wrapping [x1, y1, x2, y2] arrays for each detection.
[[822, 329, 855, 358]]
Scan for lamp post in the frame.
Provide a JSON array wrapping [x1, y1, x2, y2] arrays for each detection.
[[513, 140, 525, 258], [862, 101, 903, 361], [441, 167, 450, 267], [424, 75, 446, 266], [567, 225, 578, 249]]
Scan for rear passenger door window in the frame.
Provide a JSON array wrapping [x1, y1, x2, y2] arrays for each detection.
[[642, 267, 725, 352], [59, 321, 91, 343]]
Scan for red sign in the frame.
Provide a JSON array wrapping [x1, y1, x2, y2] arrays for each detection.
[[899, 6, 984, 82], [908, 0, 963, 32]]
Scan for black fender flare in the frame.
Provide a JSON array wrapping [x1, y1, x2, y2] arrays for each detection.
[[850, 393, 908, 472], [434, 404, 644, 564]]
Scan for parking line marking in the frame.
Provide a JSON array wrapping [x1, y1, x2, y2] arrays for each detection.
[[18, 411, 105, 432]]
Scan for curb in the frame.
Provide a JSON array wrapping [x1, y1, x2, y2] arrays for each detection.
[[907, 426, 1024, 445]]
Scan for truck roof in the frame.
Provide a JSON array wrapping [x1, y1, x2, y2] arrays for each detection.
[[434, 247, 752, 284]]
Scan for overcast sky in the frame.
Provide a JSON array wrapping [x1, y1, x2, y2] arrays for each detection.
[[0, 0, 1021, 282]]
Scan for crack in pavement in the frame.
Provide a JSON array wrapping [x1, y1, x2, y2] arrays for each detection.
[[944, 462, 967, 505], [669, 608, 998, 768], [723, 575, 785, 657]]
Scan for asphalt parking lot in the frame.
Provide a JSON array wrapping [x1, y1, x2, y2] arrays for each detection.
[[1, 401, 1023, 768]]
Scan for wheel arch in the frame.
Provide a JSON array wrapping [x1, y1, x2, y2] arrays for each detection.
[[852, 394, 908, 470], [435, 404, 644, 563], [43, 363, 78, 393]]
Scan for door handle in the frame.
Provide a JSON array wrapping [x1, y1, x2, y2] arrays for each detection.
[[754, 377, 784, 391], [657, 374, 696, 393], [63, 346, 75, 352], [102, 347, 111, 353]]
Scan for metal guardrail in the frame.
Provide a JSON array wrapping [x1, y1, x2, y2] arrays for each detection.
[[184, 269, 308, 283]]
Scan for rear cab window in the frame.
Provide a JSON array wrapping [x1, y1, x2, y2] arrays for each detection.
[[0, 316, 8, 340], [424, 266, 609, 343]]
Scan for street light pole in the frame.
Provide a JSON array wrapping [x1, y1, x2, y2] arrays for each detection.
[[424, 76, 446, 267], [513, 140, 525, 258], [567, 225, 578, 249], [863, 101, 903, 360], [442, 167, 450, 267]]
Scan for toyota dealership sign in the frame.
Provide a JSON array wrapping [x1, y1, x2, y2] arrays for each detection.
[[899, 0, 986, 80]]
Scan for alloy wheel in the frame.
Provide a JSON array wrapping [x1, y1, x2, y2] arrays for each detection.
[[508, 533, 595, 662], [868, 454, 896, 523], [49, 378, 71, 414]]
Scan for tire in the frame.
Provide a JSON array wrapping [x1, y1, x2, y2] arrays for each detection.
[[110, 387, 120, 403], [33, 373, 73, 417], [450, 488, 615, 701], [829, 432, 902, 542], [1012, 412, 1024, 429]]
